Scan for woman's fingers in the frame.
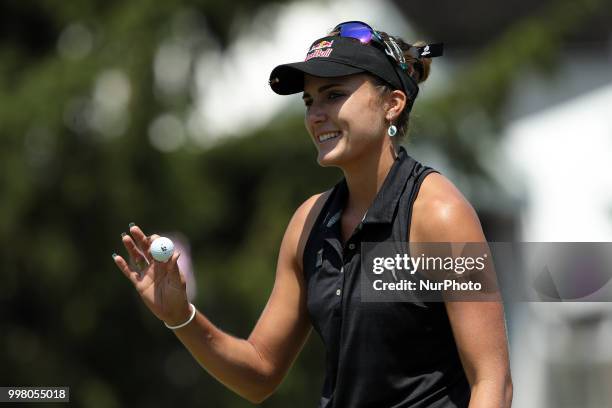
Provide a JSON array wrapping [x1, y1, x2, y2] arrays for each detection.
[[128, 224, 154, 262], [121, 233, 150, 270], [166, 251, 182, 283], [147, 233, 161, 260], [113, 253, 141, 286]]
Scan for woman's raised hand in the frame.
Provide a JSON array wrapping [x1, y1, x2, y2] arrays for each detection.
[[113, 223, 191, 326]]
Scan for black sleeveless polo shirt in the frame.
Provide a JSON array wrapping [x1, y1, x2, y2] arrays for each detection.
[[303, 147, 471, 408]]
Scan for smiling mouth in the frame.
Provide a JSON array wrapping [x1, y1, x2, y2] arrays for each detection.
[[318, 131, 341, 143]]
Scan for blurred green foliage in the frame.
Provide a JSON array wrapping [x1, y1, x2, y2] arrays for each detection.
[[0, 0, 607, 406]]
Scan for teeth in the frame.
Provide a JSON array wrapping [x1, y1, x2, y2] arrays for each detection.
[[318, 132, 340, 142]]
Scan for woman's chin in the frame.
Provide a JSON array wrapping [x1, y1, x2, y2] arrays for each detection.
[[315, 139, 345, 166], [316, 148, 343, 167]]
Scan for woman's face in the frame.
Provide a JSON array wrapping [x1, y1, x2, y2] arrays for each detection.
[[302, 73, 388, 167]]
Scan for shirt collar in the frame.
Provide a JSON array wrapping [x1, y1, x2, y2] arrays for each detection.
[[322, 179, 348, 229], [364, 147, 417, 224], [324, 147, 417, 227]]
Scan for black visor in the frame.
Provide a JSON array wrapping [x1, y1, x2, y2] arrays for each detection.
[[269, 36, 419, 105]]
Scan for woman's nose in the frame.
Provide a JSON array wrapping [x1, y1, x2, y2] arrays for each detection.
[[306, 105, 326, 126]]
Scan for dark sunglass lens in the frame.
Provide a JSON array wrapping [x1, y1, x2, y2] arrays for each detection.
[[338, 22, 372, 44]]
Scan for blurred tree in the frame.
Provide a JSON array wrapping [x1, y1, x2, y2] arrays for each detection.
[[0, 1, 329, 407]]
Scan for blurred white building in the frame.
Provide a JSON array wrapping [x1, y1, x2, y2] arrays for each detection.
[[501, 67, 612, 407]]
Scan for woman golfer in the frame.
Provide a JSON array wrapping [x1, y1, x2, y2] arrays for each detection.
[[113, 21, 512, 407]]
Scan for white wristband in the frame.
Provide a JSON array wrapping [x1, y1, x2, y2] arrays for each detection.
[[164, 303, 196, 330]]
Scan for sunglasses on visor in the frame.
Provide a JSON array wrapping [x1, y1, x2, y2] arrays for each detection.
[[329, 21, 443, 73]]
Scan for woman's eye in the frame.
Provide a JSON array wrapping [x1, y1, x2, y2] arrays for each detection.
[[303, 92, 343, 108]]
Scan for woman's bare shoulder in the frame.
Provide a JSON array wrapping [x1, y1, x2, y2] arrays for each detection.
[[411, 172, 485, 242], [292, 191, 331, 227]]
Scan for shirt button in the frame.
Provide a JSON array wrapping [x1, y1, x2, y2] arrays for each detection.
[[336, 289, 342, 296], [348, 243, 355, 250]]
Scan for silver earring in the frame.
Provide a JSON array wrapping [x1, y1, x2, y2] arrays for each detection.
[[387, 124, 398, 137]]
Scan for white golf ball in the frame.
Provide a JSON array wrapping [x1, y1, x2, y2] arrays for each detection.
[[150, 237, 174, 262]]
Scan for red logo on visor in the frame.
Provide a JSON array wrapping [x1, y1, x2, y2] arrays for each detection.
[[305, 48, 333, 61], [305, 39, 334, 61], [309, 40, 334, 51]]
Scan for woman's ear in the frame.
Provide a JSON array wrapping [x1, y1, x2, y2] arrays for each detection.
[[385, 90, 407, 121]]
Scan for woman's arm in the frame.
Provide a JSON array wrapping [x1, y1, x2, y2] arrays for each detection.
[[114, 193, 328, 403], [411, 173, 513, 407]]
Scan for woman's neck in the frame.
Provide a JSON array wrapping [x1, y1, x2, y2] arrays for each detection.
[[342, 143, 398, 218]]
